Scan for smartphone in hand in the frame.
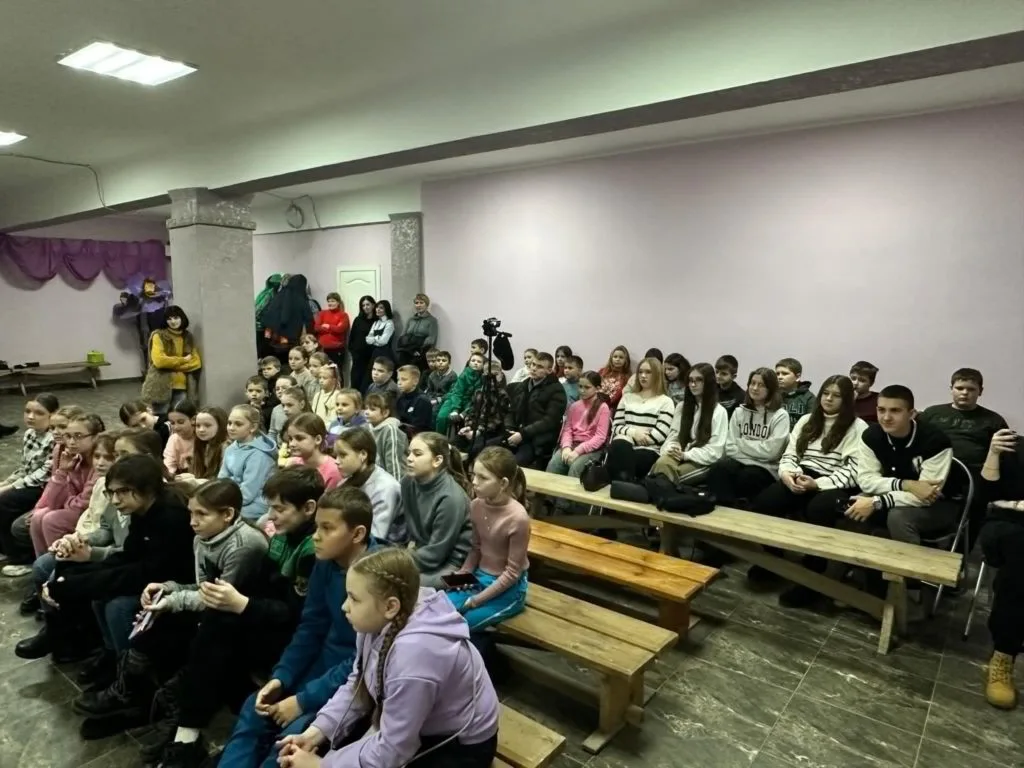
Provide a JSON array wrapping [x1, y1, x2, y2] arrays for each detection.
[[441, 573, 480, 592]]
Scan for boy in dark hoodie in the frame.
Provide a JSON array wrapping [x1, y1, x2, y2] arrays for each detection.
[[776, 357, 815, 430], [396, 365, 434, 435], [217, 486, 378, 768], [133, 466, 323, 766], [714, 355, 746, 417]]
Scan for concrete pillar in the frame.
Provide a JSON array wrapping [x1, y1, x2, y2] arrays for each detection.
[[167, 188, 257, 407], [389, 212, 424, 335]]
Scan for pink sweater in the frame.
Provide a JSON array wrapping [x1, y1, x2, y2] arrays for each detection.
[[558, 399, 611, 455], [35, 448, 96, 516], [460, 498, 530, 605], [163, 433, 195, 476], [287, 455, 342, 489]]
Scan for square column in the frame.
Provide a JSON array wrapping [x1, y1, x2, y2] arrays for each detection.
[[389, 212, 424, 335], [167, 188, 257, 407]]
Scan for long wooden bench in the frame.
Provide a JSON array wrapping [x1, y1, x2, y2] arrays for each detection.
[[495, 704, 565, 768], [14, 361, 111, 394], [496, 583, 677, 754], [528, 518, 718, 636], [523, 468, 962, 654]]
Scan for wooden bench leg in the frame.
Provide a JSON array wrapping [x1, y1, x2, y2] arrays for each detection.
[[658, 600, 690, 637], [659, 521, 680, 556], [583, 675, 632, 754], [878, 574, 908, 655]]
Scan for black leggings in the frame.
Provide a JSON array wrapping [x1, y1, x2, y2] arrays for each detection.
[[350, 353, 373, 395], [753, 480, 851, 526], [979, 518, 1024, 656], [0, 486, 42, 563], [606, 439, 659, 483], [706, 458, 775, 506]]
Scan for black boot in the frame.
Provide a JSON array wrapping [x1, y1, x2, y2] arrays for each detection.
[[158, 736, 211, 768], [46, 608, 99, 664], [73, 649, 154, 719], [77, 649, 118, 691], [138, 673, 183, 763], [14, 625, 51, 659], [18, 589, 40, 616]]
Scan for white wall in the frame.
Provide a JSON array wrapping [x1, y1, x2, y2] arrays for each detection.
[[1, 216, 169, 381], [252, 223, 393, 305], [252, 183, 420, 234]]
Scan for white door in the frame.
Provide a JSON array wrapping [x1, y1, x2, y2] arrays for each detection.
[[337, 267, 380, 318]]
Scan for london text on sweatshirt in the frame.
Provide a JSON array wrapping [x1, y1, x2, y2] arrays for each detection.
[[725, 405, 790, 477]]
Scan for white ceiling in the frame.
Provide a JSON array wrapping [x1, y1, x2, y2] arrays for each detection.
[[1, 0, 1022, 229]]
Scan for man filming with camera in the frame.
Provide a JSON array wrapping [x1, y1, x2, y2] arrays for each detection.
[[491, 350, 567, 467]]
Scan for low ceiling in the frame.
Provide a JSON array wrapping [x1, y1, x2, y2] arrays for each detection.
[[1, 0, 1022, 230]]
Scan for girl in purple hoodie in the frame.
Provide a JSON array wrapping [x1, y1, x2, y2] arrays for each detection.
[[276, 548, 499, 768]]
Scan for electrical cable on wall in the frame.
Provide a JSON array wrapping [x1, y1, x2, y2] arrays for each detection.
[[259, 190, 323, 230], [0, 152, 119, 215]]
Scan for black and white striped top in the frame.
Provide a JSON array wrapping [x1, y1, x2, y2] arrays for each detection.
[[612, 392, 676, 453], [778, 413, 868, 491]]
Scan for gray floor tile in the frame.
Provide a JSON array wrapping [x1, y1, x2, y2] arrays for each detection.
[[915, 739, 1011, 768], [0, 658, 79, 721], [682, 621, 820, 691], [824, 623, 943, 682], [924, 683, 1024, 766], [0, 698, 129, 768], [761, 694, 920, 768], [796, 649, 934, 735], [729, 599, 836, 646]]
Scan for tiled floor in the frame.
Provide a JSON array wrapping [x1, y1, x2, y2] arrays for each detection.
[[0, 382, 1021, 767]]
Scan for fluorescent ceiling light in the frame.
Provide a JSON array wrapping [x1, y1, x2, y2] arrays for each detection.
[[58, 42, 196, 86], [0, 131, 27, 147]]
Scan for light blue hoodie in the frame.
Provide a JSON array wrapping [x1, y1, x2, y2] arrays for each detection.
[[218, 433, 278, 521]]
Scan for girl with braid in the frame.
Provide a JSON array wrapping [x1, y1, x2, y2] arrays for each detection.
[[277, 547, 499, 768]]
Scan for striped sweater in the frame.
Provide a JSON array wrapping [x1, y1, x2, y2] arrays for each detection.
[[778, 414, 868, 491], [611, 392, 676, 453]]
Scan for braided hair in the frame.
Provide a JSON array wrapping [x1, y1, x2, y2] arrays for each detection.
[[349, 548, 421, 728]]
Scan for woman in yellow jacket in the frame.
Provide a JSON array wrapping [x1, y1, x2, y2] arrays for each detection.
[[140, 305, 202, 413]]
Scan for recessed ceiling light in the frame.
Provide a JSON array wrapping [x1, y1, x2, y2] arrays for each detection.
[[0, 131, 27, 147], [58, 42, 196, 86]]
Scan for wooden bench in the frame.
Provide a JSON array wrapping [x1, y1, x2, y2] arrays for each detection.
[[495, 704, 565, 768], [528, 518, 718, 636], [14, 361, 111, 394], [496, 582, 677, 753], [523, 468, 962, 654]]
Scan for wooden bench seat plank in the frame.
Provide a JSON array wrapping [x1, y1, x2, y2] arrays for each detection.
[[524, 469, 960, 586], [526, 583, 677, 655], [531, 518, 717, 585], [529, 536, 703, 603], [497, 704, 565, 768], [498, 606, 652, 678]]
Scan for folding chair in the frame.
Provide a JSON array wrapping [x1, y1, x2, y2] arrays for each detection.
[[962, 558, 990, 640], [923, 457, 974, 616]]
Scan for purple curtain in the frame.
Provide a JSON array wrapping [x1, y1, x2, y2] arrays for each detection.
[[0, 234, 166, 286]]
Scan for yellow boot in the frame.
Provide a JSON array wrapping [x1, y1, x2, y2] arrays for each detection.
[[985, 652, 1018, 710]]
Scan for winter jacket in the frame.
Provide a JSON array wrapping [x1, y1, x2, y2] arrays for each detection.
[[311, 589, 499, 767], [396, 311, 438, 354], [505, 374, 568, 451], [779, 414, 868, 491], [464, 381, 511, 437], [218, 435, 278, 521], [425, 369, 457, 402], [315, 309, 351, 351]]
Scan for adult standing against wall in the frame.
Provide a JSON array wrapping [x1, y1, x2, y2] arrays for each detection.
[[141, 305, 201, 413], [348, 295, 377, 394], [260, 274, 314, 368], [396, 292, 439, 374], [314, 292, 351, 376], [367, 300, 397, 370]]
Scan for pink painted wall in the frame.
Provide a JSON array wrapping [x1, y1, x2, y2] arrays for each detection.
[[423, 102, 1024, 424], [252, 223, 392, 307], [0, 216, 169, 382]]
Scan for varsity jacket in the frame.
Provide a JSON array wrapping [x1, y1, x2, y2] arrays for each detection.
[[856, 420, 953, 511]]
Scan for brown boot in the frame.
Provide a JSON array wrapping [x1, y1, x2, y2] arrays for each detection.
[[985, 651, 1018, 710]]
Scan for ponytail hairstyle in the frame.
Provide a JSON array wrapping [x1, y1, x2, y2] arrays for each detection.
[[319, 362, 340, 390], [678, 363, 718, 449], [118, 400, 150, 426], [193, 406, 229, 479], [29, 392, 60, 414], [579, 371, 609, 426], [230, 404, 264, 435], [796, 375, 857, 457], [68, 413, 107, 444], [168, 398, 198, 421], [334, 427, 377, 487], [473, 446, 528, 509], [411, 431, 470, 495], [349, 548, 421, 728], [281, 386, 310, 412], [190, 478, 245, 526], [115, 427, 173, 480]]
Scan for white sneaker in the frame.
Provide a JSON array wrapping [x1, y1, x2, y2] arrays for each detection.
[[1, 564, 32, 577]]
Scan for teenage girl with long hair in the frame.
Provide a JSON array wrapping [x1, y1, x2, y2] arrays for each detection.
[[448, 446, 530, 630], [278, 548, 499, 768], [334, 427, 402, 544], [547, 371, 611, 478], [348, 294, 377, 395], [554, 345, 573, 379], [753, 375, 868, 607], [598, 345, 632, 408], [164, 399, 197, 477], [706, 367, 789, 507], [399, 432, 472, 588], [605, 358, 676, 483], [646, 362, 729, 502], [182, 406, 229, 484]]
